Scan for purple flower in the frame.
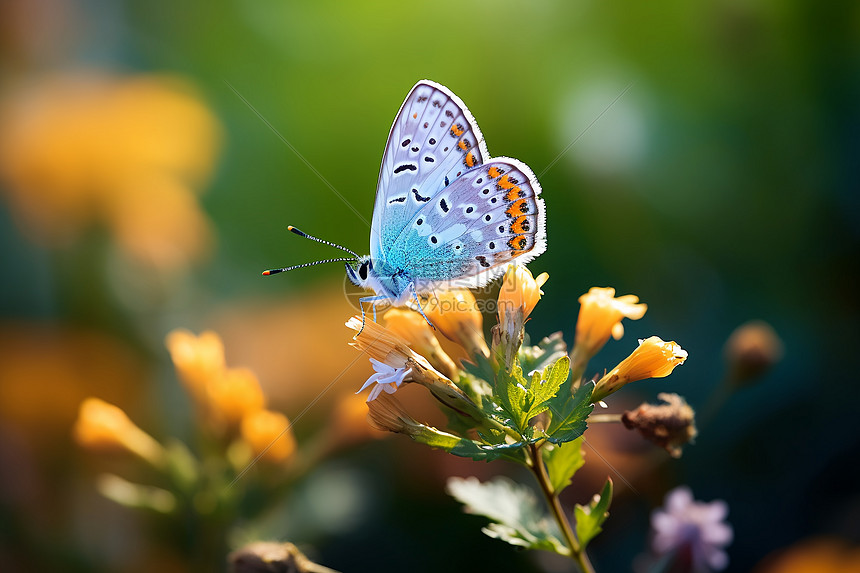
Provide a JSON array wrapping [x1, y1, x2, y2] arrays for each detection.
[[648, 486, 733, 572]]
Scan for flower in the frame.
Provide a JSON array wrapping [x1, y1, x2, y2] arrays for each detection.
[[239, 409, 296, 463], [73, 397, 165, 467], [357, 358, 412, 401], [0, 72, 220, 271], [384, 308, 458, 378], [622, 393, 697, 458], [165, 328, 226, 401], [206, 367, 266, 427], [571, 287, 647, 370], [754, 537, 860, 573], [420, 289, 490, 359], [497, 265, 549, 328], [649, 486, 733, 572], [723, 320, 783, 387], [594, 336, 688, 402]]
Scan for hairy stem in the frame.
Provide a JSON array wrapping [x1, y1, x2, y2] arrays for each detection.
[[528, 444, 595, 573]]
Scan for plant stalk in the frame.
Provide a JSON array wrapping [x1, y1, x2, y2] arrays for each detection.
[[528, 444, 595, 573]]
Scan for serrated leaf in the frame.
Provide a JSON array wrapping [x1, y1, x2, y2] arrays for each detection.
[[447, 476, 569, 555], [574, 478, 613, 550], [543, 438, 585, 495], [527, 356, 571, 420], [493, 362, 531, 433], [545, 380, 595, 445], [518, 332, 569, 376]]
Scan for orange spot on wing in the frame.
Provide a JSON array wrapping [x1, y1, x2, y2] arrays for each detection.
[[458, 140, 468, 151], [488, 166, 502, 179], [505, 187, 523, 201], [412, 113, 418, 119], [506, 199, 530, 217], [507, 235, 529, 251], [465, 152, 476, 167], [498, 175, 515, 189], [510, 215, 530, 234], [450, 124, 465, 137]]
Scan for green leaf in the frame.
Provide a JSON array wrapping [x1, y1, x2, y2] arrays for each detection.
[[518, 332, 569, 376], [527, 355, 571, 420], [446, 476, 569, 555], [462, 349, 498, 383], [542, 438, 585, 495], [410, 423, 525, 462], [493, 361, 531, 433], [574, 478, 613, 550], [545, 380, 595, 445]]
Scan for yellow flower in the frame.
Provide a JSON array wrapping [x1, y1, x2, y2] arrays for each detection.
[[593, 336, 688, 401], [571, 287, 647, 373], [384, 308, 458, 379], [206, 367, 266, 427], [240, 409, 296, 464], [0, 72, 220, 271], [73, 398, 165, 467], [420, 289, 490, 359], [497, 265, 549, 327], [165, 328, 226, 401]]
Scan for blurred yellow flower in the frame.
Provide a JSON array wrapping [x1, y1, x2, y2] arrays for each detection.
[[165, 328, 226, 401], [206, 367, 266, 428], [384, 308, 458, 379], [594, 336, 687, 401], [73, 397, 165, 467], [755, 538, 860, 573], [0, 71, 220, 271], [571, 287, 647, 371], [420, 289, 489, 359], [240, 409, 296, 464], [498, 265, 549, 327]]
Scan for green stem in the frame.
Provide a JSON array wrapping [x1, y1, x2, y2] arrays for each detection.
[[528, 444, 595, 573]]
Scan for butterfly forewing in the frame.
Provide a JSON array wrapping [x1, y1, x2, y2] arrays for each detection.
[[388, 158, 546, 291], [371, 80, 488, 261]]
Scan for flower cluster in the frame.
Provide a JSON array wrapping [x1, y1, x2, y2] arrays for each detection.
[[344, 264, 694, 570]]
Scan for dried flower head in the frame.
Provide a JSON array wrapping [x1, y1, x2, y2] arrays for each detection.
[[420, 289, 490, 359], [571, 287, 647, 367], [594, 336, 688, 402], [366, 392, 421, 435], [228, 541, 338, 573], [165, 328, 226, 401], [724, 320, 783, 387], [622, 393, 697, 458], [384, 308, 458, 378], [239, 409, 296, 464], [73, 398, 165, 467], [649, 486, 733, 572]]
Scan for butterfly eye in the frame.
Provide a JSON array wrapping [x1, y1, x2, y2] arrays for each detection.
[[359, 262, 369, 281]]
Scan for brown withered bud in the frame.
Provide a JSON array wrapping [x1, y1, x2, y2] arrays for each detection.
[[724, 320, 784, 387], [228, 541, 339, 573], [621, 393, 697, 458]]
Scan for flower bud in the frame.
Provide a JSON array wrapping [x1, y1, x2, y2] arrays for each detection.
[[239, 409, 296, 464], [384, 308, 458, 379], [165, 329, 226, 402], [228, 541, 337, 573], [723, 320, 783, 387], [206, 367, 266, 427], [74, 397, 166, 467], [621, 393, 697, 458], [495, 265, 548, 369]]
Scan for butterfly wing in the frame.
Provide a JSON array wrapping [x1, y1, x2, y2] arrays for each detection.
[[370, 80, 488, 261], [391, 158, 547, 291]]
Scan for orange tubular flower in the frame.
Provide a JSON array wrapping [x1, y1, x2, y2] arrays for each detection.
[[240, 409, 296, 464], [593, 336, 688, 402], [206, 367, 266, 428], [384, 308, 458, 379], [420, 289, 490, 359], [74, 398, 165, 467], [165, 328, 226, 402], [571, 287, 647, 372], [497, 265, 549, 329]]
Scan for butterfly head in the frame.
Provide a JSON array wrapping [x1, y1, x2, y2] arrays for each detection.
[[345, 256, 374, 287]]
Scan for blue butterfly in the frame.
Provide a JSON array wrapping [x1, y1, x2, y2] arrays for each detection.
[[266, 80, 546, 326]]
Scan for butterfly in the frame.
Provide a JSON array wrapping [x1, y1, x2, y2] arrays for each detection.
[[265, 80, 546, 327]]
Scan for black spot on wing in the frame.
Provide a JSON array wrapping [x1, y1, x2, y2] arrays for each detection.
[[412, 188, 430, 202], [394, 164, 417, 174], [440, 198, 449, 212], [388, 196, 406, 204]]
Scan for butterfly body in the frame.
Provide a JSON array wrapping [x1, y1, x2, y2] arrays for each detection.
[[346, 80, 546, 317]]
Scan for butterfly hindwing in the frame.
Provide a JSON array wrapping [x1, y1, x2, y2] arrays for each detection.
[[371, 80, 487, 261], [388, 158, 546, 291]]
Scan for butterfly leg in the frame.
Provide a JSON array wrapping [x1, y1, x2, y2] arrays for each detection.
[[357, 295, 388, 337], [409, 283, 436, 330]]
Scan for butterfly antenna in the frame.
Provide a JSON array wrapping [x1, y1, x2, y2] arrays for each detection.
[[286, 226, 360, 259], [263, 257, 355, 276]]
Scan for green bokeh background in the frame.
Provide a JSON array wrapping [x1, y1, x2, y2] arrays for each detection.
[[2, 0, 859, 571]]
